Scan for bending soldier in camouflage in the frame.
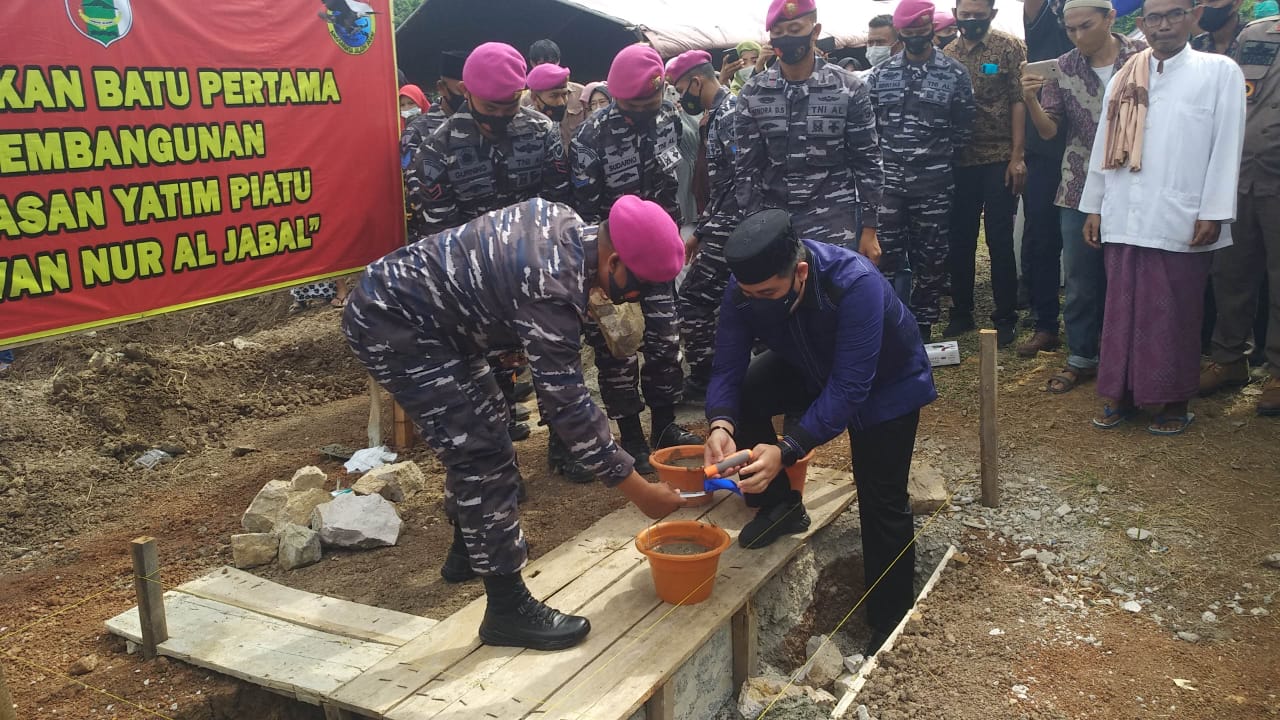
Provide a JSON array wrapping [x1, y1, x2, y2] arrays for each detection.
[[736, 0, 885, 256], [868, 0, 976, 340], [570, 43, 699, 477], [407, 42, 572, 442], [667, 50, 742, 400], [342, 196, 688, 651]]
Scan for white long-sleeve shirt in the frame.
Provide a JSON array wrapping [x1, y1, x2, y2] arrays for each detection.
[[1078, 47, 1246, 253]]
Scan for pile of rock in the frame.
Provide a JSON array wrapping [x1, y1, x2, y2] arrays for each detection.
[[232, 462, 427, 571], [736, 634, 867, 719]]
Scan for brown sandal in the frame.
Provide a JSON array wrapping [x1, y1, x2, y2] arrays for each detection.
[[1046, 366, 1096, 394]]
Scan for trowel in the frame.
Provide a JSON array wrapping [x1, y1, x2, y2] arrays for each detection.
[[677, 450, 754, 499]]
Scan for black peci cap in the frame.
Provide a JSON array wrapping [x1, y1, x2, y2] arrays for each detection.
[[440, 50, 468, 80], [725, 209, 801, 284]]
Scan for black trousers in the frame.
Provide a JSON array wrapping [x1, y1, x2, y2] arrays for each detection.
[[948, 163, 1019, 328], [1024, 152, 1064, 334], [736, 351, 919, 632]]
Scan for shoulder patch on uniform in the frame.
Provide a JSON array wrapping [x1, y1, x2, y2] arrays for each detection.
[[1239, 39, 1280, 67]]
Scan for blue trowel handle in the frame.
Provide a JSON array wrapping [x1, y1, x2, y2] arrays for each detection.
[[704, 477, 742, 495]]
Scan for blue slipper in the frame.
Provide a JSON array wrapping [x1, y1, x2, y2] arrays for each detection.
[[1091, 403, 1136, 429], [1147, 412, 1195, 436]]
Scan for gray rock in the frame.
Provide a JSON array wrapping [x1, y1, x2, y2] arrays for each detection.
[[1036, 550, 1060, 566], [857, 705, 877, 720], [242, 480, 290, 532], [353, 471, 405, 503], [290, 466, 328, 491], [1126, 527, 1152, 541], [284, 488, 332, 527], [231, 533, 278, 568], [907, 461, 947, 515], [311, 492, 402, 549], [1176, 631, 1201, 643], [359, 461, 427, 501], [278, 524, 322, 570], [800, 635, 844, 689], [68, 654, 99, 676], [1122, 600, 1143, 613], [1054, 503, 1073, 517], [1264, 553, 1280, 570], [738, 677, 805, 719], [1025, 509, 1042, 521], [1202, 611, 1218, 623], [843, 653, 865, 674]]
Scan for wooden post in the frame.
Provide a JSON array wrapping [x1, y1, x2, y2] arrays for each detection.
[[392, 402, 414, 451], [731, 600, 758, 691], [367, 377, 382, 449], [130, 537, 168, 659], [0, 658, 17, 720], [644, 681, 675, 720], [978, 329, 1000, 507]]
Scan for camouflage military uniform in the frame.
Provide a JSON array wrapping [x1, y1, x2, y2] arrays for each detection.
[[868, 51, 976, 324], [679, 87, 740, 385], [342, 199, 634, 576], [408, 106, 570, 238], [734, 58, 884, 248], [399, 109, 448, 239], [571, 102, 685, 418]]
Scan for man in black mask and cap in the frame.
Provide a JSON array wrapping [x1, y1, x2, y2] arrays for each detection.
[[704, 209, 937, 655], [734, 0, 885, 255]]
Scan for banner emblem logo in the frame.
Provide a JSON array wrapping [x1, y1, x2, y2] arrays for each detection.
[[67, 0, 133, 47], [320, 0, 377, 55]]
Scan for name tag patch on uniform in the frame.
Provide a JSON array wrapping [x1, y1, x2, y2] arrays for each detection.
[[605, 153, 640, 175], [1239, 40, 1279, 68]]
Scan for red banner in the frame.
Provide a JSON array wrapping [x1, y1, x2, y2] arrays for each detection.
[[0, 0, 405, 346]]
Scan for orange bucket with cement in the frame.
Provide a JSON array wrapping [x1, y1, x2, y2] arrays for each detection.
[[649, 445, 714, 507], [635, 520, 731, 605]]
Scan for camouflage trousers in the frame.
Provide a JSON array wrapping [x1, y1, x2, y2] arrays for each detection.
[[341, 285, 526, 576], [878, 189, 952, 325], [585, 280, 684, 420], [678, 230, 732, 383]]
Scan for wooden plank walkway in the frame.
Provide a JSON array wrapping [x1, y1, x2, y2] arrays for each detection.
[[105, 467, 857, 719]]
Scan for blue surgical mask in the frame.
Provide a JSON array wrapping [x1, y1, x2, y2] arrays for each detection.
[[747, 274, 801, 324]]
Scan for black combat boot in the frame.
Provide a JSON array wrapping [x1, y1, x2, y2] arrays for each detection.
[[617, 414, 653, 474], [650, 405, 700, 448], [547, 432, 593, 483], [440, 522, 477, 583], [478, 573, 591, 651]]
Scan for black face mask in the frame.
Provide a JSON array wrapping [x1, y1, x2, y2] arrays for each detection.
[[957, 17, 991, 41], [620, 108, 659, 127], [444, 89, 466, 113], [1197, 4, 1236, 32], [679, 80, 705, 115], [772, 33, 815, 65], [937, 34, 956, 48], [542, 104, 567, 122], [607, 265, 645, 303], [472, 109, 514, 136], [747, 274, 801, 325], [902, 33, 935, 55]]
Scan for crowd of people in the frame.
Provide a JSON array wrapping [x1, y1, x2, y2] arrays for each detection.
[[341, 0, 1277, 655]]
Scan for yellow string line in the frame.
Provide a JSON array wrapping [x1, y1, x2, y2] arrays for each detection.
[[3, 652, 177, 720], [758, 487, 957, 719]]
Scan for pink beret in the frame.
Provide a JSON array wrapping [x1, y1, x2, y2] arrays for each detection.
[[462, 42, 526, 103], [608, 195, 683, 283], [527, 63, 571, 92], [607, 45, 666, 101], [933, 9, 956, 30], [766, 0, 817, 30], [893, 0, 936, 29], [665, 50, 713, 84]]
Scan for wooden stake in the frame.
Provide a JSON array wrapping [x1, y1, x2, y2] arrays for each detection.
[[644, 680, 675, 720], [366, 377, 382, 449], [978, 329, 1000, 507], [392, 401, 415, 451], [130, 537, 168, 659], [0, 658, 17, 720], [731, 600, 758, 692]]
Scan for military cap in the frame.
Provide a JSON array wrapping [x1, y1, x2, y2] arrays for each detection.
[[767, 0, 817, 30], [725, 209, 801, 285], [440, 50, 468, 80]]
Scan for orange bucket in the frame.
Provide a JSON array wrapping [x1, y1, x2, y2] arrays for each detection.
[[785, 450, 816, 494], [649, 445, 713, 507], [635, 520, 731, 605]]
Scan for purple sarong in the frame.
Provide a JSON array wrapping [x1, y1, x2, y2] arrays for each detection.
[[1096, 243, 1212, 406]]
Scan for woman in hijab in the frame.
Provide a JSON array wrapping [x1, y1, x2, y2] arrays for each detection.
[[398, 84, 430, 129], [580, 81, 611, 116]]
